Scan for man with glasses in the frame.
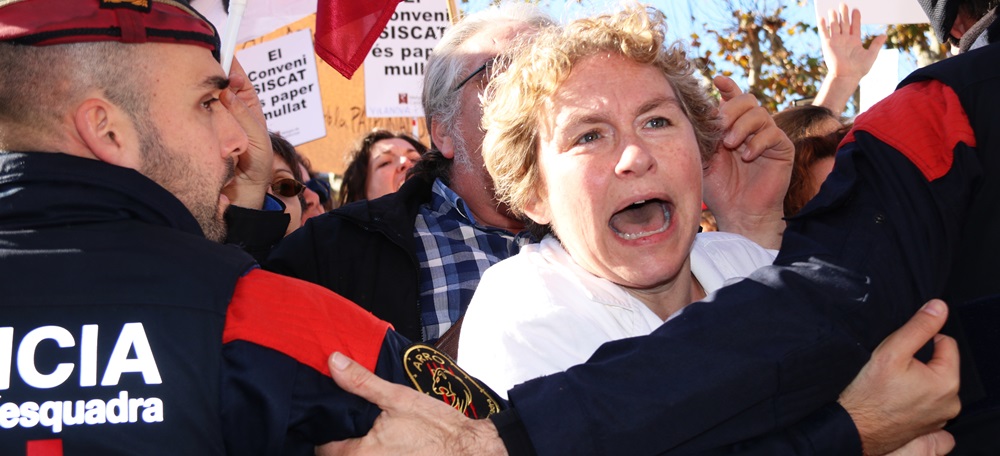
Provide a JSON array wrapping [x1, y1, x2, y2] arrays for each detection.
[[265, 4, 555, 348]]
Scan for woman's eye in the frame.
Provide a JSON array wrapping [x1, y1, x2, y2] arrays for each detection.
[[645, 117, 669, 128], [577, 131, 601, 144]]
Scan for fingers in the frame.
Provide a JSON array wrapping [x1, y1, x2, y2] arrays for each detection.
[[927, 430, 956, 455], [329, 352, 410, 410], [315, 439, 358, 456], [818, 16, 831, 40], [869, 34, 888, 51], [828, 8, 841, 36], [928, 332, 960, 379], [228, 58, 267, 128], [876, 300, 949, 359], [713, 75, 743, 102], [717, 93, 777, 157], [849, 7, 862, 36]]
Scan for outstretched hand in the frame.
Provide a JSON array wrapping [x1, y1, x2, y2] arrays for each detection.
[[221, 58, 272, 210], [316, 353, 507, 456], [839, 299, 961, 456], [814, 4, 887, 115], [702, 76, 792, 249]]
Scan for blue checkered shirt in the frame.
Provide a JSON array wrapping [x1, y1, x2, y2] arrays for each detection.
[[414, 179, 534, 341]]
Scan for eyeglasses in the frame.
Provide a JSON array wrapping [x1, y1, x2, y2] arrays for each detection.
[[271, 178, 305, 198], [453, 59, 495, 92]]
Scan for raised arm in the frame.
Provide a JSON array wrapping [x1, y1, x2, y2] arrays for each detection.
[[812, 4, 887, 116]]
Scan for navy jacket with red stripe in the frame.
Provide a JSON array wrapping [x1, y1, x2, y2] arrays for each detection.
[[0, 151, 409, 455]]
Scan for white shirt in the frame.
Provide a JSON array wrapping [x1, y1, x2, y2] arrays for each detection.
[[457, 232, 776, 398]]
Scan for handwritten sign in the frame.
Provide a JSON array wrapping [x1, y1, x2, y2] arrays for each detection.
[[238, 29, 327, 145]]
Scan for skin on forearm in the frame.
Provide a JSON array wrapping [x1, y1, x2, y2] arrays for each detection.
[[813, 74, 861, 118]]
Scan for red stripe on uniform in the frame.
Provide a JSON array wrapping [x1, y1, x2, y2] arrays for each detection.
[[842, 80, 976, 181], [26, 439, 62, 456], [223, 269, 391, 375]]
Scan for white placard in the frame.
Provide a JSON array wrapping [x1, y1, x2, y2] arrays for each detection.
[[237, 29, 327, 146], [814, 0, 929, 25], [363, 0, 452, 118], [860, 49, 900, 113], [192, 0, 316, 44]]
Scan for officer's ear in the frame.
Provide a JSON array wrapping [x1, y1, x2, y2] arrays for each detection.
[[74, 97, 141, 169]]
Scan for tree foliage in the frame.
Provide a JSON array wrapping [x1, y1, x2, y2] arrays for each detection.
[[461, 0, 944, 112], [691, 2, 825, 111]]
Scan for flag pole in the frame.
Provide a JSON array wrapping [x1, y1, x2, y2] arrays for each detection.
[[446, 0, 460, 24], [220, 0, 248, 74]]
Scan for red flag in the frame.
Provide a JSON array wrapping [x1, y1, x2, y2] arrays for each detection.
[[315, 0, 404, 79]]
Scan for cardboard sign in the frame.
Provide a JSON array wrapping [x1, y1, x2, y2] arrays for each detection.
[[363, 0, 452, 118], [237, 29, 327, 146]]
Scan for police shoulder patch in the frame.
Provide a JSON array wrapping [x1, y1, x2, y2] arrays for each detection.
[[403, 344, 505, 419]]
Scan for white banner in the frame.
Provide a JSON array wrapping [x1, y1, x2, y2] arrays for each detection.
[[814, 0, 929, 25], [860, 49, 901, 113], [237, 30, 327, 146], [363, 0, 452, 118]]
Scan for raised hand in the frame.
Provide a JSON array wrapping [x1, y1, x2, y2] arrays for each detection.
[[702, 75, 793, 249], [221, 58, 272, 210], [814, 4, 887, 115]]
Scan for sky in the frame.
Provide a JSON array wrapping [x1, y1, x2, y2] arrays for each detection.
[[457, 0, 921, 104]]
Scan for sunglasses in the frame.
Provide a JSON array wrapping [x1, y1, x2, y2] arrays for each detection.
[[453, 58, 496, 92], [271, 178, 305, 198]]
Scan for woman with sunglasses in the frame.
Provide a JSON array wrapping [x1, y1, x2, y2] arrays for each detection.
[[269, 133, 308, 236]]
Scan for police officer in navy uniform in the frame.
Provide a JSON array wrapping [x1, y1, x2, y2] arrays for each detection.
[[0, 1, 420, 454]]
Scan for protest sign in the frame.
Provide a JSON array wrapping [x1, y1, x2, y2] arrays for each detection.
[[363, 0, 452, 118], [238, 29, 327, 146]]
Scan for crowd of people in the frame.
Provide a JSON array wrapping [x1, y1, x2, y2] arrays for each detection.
[[2, 0, 999, 454]]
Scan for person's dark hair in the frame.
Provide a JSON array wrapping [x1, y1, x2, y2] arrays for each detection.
[[339, 129, 428, 206], [772, 105, 844, 143], [270, 132, 303, 182], [784, 126, 849, 217]]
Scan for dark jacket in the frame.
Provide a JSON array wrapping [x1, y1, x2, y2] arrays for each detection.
[[494, 43, 1000, 456], [0, 152, 410, 455], [266, 175, 434, 341]]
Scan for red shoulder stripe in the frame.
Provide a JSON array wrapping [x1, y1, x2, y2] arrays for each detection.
[[224, 269, 391, 376], [843, 80, 976, 181]]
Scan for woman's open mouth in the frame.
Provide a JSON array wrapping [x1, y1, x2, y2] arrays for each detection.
[[609, 199, 671, 241]]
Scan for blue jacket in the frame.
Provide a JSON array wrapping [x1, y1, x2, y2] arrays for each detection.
[[493, 42, 1000, 456]]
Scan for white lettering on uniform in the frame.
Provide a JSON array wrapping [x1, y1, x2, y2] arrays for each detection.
[[0, 328, 12, 390], [18, 326, 75, 389], [102, 323, 161, 386], [79, 325, 98, 387]]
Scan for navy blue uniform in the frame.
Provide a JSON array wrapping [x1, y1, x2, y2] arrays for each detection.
[[493, 42, 999, 456], [0, 152, 410, 455]]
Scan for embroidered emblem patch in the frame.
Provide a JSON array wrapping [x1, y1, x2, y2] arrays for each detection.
[[403, 344, 505, 419], [100, 0, 152, 13]]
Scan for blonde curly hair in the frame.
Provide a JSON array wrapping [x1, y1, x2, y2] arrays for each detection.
[[481, 4, 723, 219]]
